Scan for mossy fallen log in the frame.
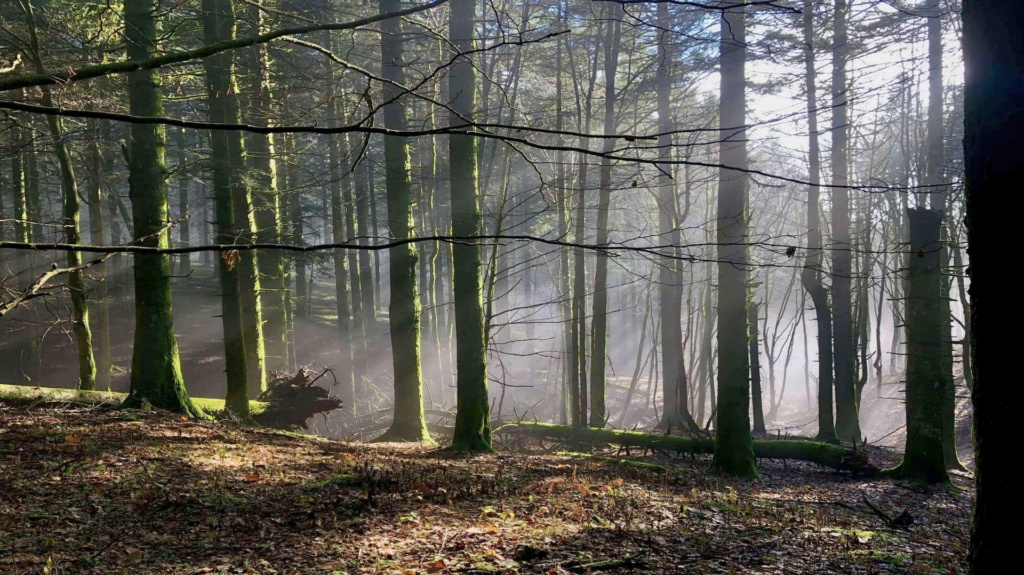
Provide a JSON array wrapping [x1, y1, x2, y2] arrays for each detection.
[[554, 451, 668, 473], [497, 422, 875, 473]]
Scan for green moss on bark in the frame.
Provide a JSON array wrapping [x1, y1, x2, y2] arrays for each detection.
[[122, 0, 200, 418]]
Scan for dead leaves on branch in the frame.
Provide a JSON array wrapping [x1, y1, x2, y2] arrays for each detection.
[[220, 249, 241, 271]]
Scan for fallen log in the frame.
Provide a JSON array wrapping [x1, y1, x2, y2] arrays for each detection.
[[496, 422, 876, 473], [554, 451, 668, 473]]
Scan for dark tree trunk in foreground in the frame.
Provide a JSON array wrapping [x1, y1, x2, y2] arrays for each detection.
[[449, 0, 492, 452], [963, 0, 1023, 570], [376, 0, 431, 443], [887, 208, 948, 484], [122, 0, 200, 416], [711, 0, 756, 478]]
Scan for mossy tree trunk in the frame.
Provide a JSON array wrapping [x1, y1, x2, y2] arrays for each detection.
[[201, 0, 255, 418], [122, 0, 201, 417], [239, 3, 288, 377], [887, 208, 948, 484], [711, 0, 757, 478], [21, 1, 96, 390], [449, 0, 491, 453], [499, 422, 874, 473], [376, 0, 431, 443]]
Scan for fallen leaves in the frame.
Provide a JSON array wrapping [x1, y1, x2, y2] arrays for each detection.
[[0, 405, 972, 575]]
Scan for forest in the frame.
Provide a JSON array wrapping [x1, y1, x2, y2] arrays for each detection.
[[0, 0, 1016, 573]]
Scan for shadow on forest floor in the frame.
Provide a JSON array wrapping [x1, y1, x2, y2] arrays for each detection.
[[0, 405, 971, 574]]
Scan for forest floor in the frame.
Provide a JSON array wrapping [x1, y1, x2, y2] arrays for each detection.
[[0, 403, 972, 575]]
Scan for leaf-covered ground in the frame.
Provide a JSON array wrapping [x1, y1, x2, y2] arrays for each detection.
[[0, 405, 971, 574]]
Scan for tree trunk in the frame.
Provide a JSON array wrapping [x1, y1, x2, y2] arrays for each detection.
[[201, 0, 254, 417], [887, 208, 948, 484], [9, 107, 29, 289], [327, 78, 355, 413], [656, 2, 697, 431], [21, 1, 96, 391], [173, 127, 192, 277], [588, 2, 622, 429], [122, 0, 200, 417], [749, 303, 766, 435], [86, 117, 112, 391], [555, 2, 571, 426], [963, 1, 1023, 569], [375, 0, 431, 443], [277, 133, 297, 370], [923, 0, 962, 470], [830, 0, 861, 443], [240, 2, 289, 377], [712, 0, 756, 478], [448, 0, 491, 452], [352, 134, 376, 333], [342, 136, 366, 397]]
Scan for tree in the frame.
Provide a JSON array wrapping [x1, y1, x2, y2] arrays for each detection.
[[449, 0, 491, 452], [376, 0, 431, 443], [656, 1, 698, 431], [749, 302, 766, 435], [239, 1, 289, 377], [589, 1, 622, 428], [85, 117, 112, 391], [963, 0, 1023, 570], [19, 0, 96, 391], [326, 35, 355, 413], [711, 0, 757, 478], [886, 207, 948, 484], [800, 0, 837, 443], [201, 0, 255, 417], [121, 0, 200, 417], [830, 0, 861, 444], [922, 0, 962, 470]]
